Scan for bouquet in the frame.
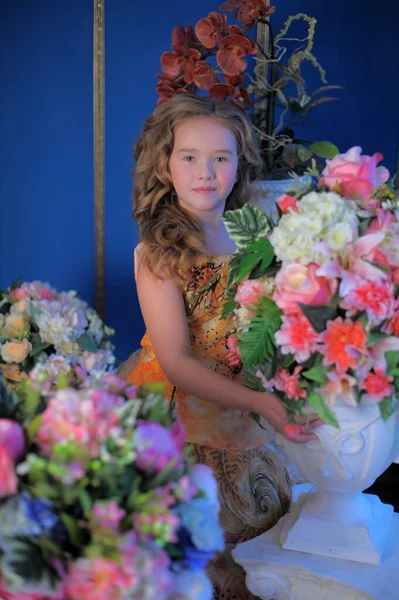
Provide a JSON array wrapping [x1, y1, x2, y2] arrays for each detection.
[[0, 368, 223, 599], [223, 147, 399, 435], [0, 280, 115, 386]]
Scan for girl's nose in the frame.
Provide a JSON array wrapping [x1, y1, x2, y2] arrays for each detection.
[[197, 160, 215, 180]]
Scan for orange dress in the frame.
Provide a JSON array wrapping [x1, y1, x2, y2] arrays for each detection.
[[126, 252, 291, 600]]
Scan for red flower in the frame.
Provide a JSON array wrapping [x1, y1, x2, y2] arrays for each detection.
[[195, 12, 228, 49], [219, 0, 275, 28], [361, 369, 393, 403], [155, 75, 188, 105], [193, 61, 220, 91], [209, 82, 251, 111], [320, 318, 367, 373], [217, 33, 258, 76], [160, 25, 201, 84]]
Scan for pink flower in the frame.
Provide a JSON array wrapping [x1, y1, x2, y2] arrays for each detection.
[[273, 262, 337, 314], [0, 419, 25, 460], [92, 501, 126, 532], [37, 389, 123, 459], [235, 279, 264, 308], [360, 369, 393, 403], [383, 303, 399, 336], [226, 335, 242, 368], [277, 194, 299, 214], [340, 278, 395, 326], [275, 313, 320, 363], [134, 422, 183, 473], [0, 446, 18, 498], [274, 367, 307, 401], [319, 146, 390, 201], [66, 558, 133, 600], [283, 423, 303, 438], [366, 209, 399, 268], [0, 576, 65, 599]]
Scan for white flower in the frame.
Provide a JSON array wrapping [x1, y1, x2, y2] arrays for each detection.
[[44, 354, 72, 383]]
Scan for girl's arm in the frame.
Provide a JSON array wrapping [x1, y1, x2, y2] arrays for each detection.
[[135, 260, 321, 443]]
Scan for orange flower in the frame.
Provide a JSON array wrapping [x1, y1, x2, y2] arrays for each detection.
[[216, 33, 258, 76], [193, 61, 220, 91], [209, 82, 251, 110], [160, 25, 201, 84], [320, 318, 367, 373]]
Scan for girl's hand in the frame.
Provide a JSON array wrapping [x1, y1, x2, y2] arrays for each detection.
[[259, 392, 323, 444]]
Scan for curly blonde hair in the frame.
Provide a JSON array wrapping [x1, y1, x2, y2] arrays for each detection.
[[132, 94, 263, 279]]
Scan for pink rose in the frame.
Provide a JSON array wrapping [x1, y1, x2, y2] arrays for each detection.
[[273, 263, 336, 313], [0, 446, 18, 498], [0, 419, 25, 460], [277, 194, 299, 214], [319, 146, 390, 200], [235, 279, 264, 308]]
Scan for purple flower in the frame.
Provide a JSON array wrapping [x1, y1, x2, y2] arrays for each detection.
[[134, 422, 183, 474], [0, 419, 25, 461]]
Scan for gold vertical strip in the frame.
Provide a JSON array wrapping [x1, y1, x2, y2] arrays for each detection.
[[93, 0, 106, 320]]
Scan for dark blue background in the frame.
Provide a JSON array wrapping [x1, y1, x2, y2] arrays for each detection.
[[1, 0, 398, 361]]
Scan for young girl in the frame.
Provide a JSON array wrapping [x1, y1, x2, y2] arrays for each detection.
[[122, 94, 321, 599]]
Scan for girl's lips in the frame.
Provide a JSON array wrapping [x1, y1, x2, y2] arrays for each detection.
[[192, 188, 216, 194]]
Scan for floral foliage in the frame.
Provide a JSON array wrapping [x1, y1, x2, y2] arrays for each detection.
[[0, 281, 115, 383], [223, 147, 399, 434], [0, 369, 223, 599]]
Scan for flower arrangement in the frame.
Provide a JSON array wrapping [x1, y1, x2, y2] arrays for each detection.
[[222, 147, 399, 435], [157, 0, 341, 178], [0, 280, 115, 386], [0, 367, 223, 599]]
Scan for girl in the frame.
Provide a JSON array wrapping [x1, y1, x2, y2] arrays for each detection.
[[122, 94, 321, 599]]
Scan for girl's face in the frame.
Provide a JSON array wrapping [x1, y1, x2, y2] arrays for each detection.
[[169, 116, 239, 217]]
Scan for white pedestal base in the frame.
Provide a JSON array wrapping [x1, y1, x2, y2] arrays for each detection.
[[280, 487, 393, 565], [232, 485, 399, 600]]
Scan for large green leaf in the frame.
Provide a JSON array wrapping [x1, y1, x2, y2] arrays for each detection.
[[0, 375, 22, 420], [223, 205, 269, 247], [238, 297, 282, 366], [299, 303, 338, 333], [307, 391, 339, 428], [378, 396, 396, 421], [309, 141, 339, 159], [77, 333, 97, 352]]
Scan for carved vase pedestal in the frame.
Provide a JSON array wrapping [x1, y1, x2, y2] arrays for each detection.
[[233, 484, 399, 600]]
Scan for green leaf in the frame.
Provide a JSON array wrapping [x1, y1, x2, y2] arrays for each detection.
[[302, 365, 327, 385], [60, 512, 83, 547], [297, 145, 313, 162], [221, 296, 238, 320], [238, 298, 282, 366], [227, 247, 247, 287], [79, 488, 93, 514], [386, 350, 399, 374], [56, 372, 69, 390], [309, 141, 340, 159], [77, 333, 97, 352], [29, 302, 42, 323], [307, 391, 339, 428], [236, 253, 263, 283], [29, 344, 50, 358], [223, 205, 269, 247], [378, 396, 396, 421], [359, 218, 372, 236], [299, 303, 338, 333], [249, 411, 270, 430], [0, 374, 22, 420], [368, 331, 389, 345]]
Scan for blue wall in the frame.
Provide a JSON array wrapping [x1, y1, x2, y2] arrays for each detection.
[[1, 0, 398, 362]]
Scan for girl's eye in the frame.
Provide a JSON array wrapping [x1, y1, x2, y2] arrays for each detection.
[[183, 156, 195, 162], [215, 157, 227, 162]]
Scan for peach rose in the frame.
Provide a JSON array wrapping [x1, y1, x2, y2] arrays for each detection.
[[2, 314, 26, 339], [319, 146, 390, 201], [277, 194, 299, 214], [273, 263, 337, 313], [0, 339, 32, 363], [0, 446, 18, 498], [10, 299, 30, 314]]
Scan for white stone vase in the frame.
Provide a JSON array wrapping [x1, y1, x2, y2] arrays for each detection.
[[277, 399, 399, 565], [249, 178, 301, 216]]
